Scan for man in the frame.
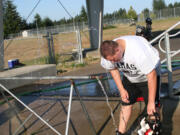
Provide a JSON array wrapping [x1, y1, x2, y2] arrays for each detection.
[[100, 35, 161, 135]]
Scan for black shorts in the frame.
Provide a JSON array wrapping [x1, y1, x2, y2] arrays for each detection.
[[121, 76, 160, 107]]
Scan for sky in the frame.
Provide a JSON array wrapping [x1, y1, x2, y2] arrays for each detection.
[[13, 0, 180, 23]]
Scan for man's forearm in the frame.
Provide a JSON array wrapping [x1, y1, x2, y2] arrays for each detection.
[[147, 69, 157, 103], [110, 69, 125, 92]]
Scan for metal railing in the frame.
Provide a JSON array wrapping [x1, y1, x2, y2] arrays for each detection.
[[0, 76, 93, 135], [0, 75, 117, 135], [150, 21, 180, 97]]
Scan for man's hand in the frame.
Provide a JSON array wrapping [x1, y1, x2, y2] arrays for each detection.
[[120, 89, 129, 103], [110, 69, 130, 103], [147, 102, 156, 115]]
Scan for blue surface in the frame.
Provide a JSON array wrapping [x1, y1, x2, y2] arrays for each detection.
[[8, 60, 15, 68], [8, 59, 19, 69]]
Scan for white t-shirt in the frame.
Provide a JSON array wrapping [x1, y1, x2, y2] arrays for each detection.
[[101, 35, 160, 83]]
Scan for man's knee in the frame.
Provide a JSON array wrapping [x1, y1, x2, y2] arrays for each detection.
[[121, 104, 132, 111]]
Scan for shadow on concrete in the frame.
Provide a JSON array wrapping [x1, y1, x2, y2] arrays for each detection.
[[28, 99, 78, 135], [97, 101, 121, 135], [161, 98, 179, 135], [126, 82, 180, 135], [0, 94, 40, 126], [160, 83, 180, 135]]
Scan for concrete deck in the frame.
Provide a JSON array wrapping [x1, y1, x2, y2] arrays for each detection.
[[0, 64, 57, 89], [0, 96, 179, 135], [0, 62, 179, 135]]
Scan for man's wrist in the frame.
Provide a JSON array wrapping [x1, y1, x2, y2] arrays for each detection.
[[148, 100, 155, 104], [119, 88, 126, 93]]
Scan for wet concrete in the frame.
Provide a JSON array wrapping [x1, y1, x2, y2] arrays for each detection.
[[0, 71, 180, 135], [0, 95, 144, 135], [0, 96, 179, 135]]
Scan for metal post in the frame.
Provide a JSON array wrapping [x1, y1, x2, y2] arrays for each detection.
[[76, 27, 83, 63], [86, 0, 104, 49], [50, 34, 56, 64], [58, 100, 78, 135], [73, 81, 96, 135], [160, 9, 162, 19], [46, 32, 53, 64], [73, 19, 76, 32], [0, 0, 4, 71], [65, 82, 74, 135], [164, 33, 173, 97], [98, 10, 102, 49]]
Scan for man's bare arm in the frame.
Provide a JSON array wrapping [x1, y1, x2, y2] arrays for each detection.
[[110, 69, 124, 91], [110, 69, 129, 103], [147, 69, 157, 114]]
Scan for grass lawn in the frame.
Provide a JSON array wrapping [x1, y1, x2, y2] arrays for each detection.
[[4, 17, 180, 72]]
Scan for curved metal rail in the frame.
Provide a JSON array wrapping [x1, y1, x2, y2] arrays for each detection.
[[158, 30, 180, 54], [150, 21, 180, 98]]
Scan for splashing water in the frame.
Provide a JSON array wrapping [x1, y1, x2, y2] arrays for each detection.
[[96, 77, 118, 131]]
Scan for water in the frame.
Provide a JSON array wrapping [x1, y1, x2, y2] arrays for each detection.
[[96, 77, 118, 131], [28, 73, 119, 97], [20, 67, 180, 98]]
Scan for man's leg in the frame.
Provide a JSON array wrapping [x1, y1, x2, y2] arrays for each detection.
[[119, 77, 137, 134], [119, 104, 133, 133]]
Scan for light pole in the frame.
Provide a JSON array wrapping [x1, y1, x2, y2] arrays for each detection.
[[0, 0, 4, 71]]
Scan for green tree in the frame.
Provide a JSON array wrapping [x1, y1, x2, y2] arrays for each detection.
[[79, 6, 87, 22], [74, 14, 81, 23], [174, 2, 180, 8], [168, 3, 174, 8], [66, 18, 73, 24], [20, 19, 28, 30], [142, 8, 150, 19], [33, 13, 43, 27], [3, 0, 22, 38], [117, 8, 127, 19], [153, 0, 166, 11], [127, 6, 137, 20], [58, 17, 67, 25], [42, 17, 53, 27], [104, 13, 113, 20]]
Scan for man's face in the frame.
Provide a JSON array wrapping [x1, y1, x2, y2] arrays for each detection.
[[106, 48, 123, 62]]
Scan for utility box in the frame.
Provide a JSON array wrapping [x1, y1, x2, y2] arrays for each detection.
[[8, 59, 19, 69], [22, 30, 28, 38]]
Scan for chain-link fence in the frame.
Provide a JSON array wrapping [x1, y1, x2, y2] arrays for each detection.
[[7, 22, 89, 39], [7, 6, 180, 39], [138, 7, 180, 22], [4, 6, 180, 69], [4, 28, 91, 70]]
